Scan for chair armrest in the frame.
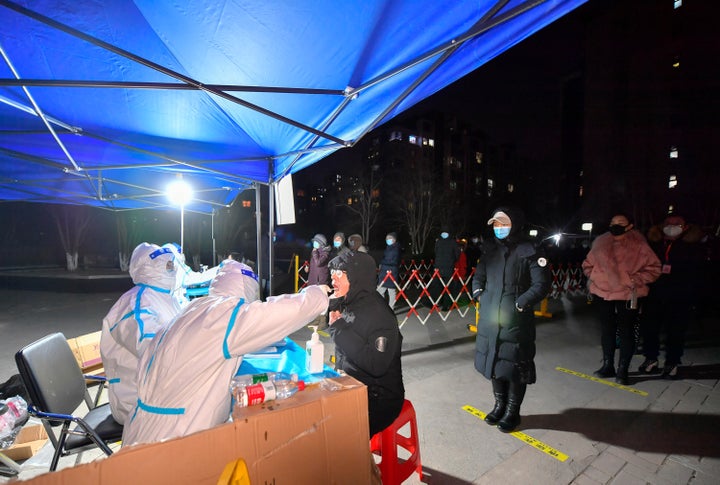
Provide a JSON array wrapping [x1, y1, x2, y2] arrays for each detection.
[[28, 404, 75, 423], [83, 375, 107, 383]]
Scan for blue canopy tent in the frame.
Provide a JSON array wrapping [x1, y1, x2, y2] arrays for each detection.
[[0, 0, 585, 287]]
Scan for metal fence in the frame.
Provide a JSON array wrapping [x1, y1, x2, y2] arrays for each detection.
[[295, 257, 588, 328]]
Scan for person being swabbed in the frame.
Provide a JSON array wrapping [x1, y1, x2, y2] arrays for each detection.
[[122, 259, 330, 446]]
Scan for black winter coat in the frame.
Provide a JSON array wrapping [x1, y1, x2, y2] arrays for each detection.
[[434, 237, 460, 278], [329, 252, 405, 406], [378, 242, 400, 288], [471, 237, 550, 383]]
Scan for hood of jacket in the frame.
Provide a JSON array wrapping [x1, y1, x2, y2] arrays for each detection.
[[208, 259, 260, 302], [328, 250, 376, 305], [129, 242, 177, 290]]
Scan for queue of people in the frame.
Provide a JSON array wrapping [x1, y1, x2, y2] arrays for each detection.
[[101, 207, 706, 450]]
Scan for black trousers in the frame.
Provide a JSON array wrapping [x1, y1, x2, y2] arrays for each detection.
[[641, 295, 692, 365], [368, 396, 405, 437], [594, 298, 641, 367]]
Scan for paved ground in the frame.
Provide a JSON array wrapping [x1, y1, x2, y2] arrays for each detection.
[[1, 271, 719, 484]]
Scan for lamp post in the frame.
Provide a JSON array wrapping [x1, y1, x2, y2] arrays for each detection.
[[582, 222, 593, 243], [167, 178, 193, 254]]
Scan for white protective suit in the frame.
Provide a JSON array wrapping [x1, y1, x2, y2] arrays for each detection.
[[162, 243, 219, 307], [100, 243, 182, 425], [122, 259, 329, 446]]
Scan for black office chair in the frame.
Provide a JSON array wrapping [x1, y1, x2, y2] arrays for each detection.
[[15, 333, 123, 471]]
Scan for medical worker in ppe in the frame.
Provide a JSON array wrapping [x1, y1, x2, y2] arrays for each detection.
[[100, 242, 183, 425], [162, 242, 219, 307], [122, 259, 330, 446]]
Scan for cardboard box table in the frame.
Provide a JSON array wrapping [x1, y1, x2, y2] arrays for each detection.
[[19, 375, 375, 484]]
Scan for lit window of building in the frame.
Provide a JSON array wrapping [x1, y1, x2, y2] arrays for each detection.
[[347, 197, 353, 205], [507, 183, 514, 193], [449, 181, 457, 190], [409, 135, 417, 145], [428, 139, 434, 147], [669, 146, 678, 158], [475, 152, 483, 164], [668, 205, 674, 213], [668, 175, 678, 188], [674, 0, 682, 9], [579, 185, 584, 197], [422, 138, 428, 146], [389, 131, 402, 141], [487, 178, 494, 189]]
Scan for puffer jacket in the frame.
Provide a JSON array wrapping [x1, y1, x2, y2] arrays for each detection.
[[471, 207, 551, 383], [582, 229, 661, 301]]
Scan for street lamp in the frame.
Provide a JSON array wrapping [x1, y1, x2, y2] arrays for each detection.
[[167, 177, 193, 254], [582, 222, 593, 243]]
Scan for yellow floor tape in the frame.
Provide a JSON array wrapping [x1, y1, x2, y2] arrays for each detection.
[[555, 367, 648, 396], [462, 405, 569, 462]]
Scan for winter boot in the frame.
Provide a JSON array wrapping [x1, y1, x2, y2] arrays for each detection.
[[497, 381, 526, 433], [484, 379, 508, 426], [615, 360, 630, 386], [593, 359, 616, 378]]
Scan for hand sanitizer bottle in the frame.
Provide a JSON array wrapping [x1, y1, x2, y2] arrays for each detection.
[[306, 325, 325, 374]]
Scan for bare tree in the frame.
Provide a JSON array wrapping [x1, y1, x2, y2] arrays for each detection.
[[390, 169, 443, 256], [50, 205, 93, 271], [337, 166, 381, 245]]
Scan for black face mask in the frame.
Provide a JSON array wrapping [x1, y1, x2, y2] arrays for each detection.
[[609, 224, 627, 236]]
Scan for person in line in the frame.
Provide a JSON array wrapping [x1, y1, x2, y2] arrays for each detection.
[[582, 212, 661, 385], [331, 231, 351, 259], [639, 214, 704, 378], [466, 235, 484, 269], [328, 251, 404, 437], [377, 232, 401, 310], [348, 233, 369, 253], [434, 226, 460, 311], [471, 208, 550, 432], [122, 259, 330, 446], [306, 233, 331, 286], [100, 242, 183, 425]]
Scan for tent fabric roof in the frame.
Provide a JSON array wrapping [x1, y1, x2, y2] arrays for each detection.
[[0, 0, 585, 214]]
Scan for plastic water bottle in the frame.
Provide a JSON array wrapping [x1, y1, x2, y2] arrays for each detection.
[[0, 396, 28, 441], [236, 379, 306, 407], [230, 372, 297, 402]]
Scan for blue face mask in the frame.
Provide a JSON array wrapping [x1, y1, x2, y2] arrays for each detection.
[[333, 241, 341, 248], [440, 232, 449, 239], [386, 239, 393, 246], [313, 241, 320, 249], [494, 227, 511, 240]]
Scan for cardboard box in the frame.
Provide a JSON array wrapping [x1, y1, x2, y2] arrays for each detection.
[[66, 331, 104, 374], [1, 424, 48, 461], [21, 376, 378, 484]]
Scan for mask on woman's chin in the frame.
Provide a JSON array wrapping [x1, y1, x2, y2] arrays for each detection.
[[333, 241, 341, 248], [493, 227, 511, 240], [440, 232, 449, 239], [663, 225, 683, 238], [609, 224, 627, 236], [313, 241, 320, 249]]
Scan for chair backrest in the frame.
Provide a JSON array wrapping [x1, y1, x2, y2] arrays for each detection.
[[15, 333, 88, 415]]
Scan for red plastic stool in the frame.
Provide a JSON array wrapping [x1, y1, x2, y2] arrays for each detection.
[[370, 399, 422, 485]]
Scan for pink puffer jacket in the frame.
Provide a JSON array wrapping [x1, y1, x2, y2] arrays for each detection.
[[582, 230, 661, 301]]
